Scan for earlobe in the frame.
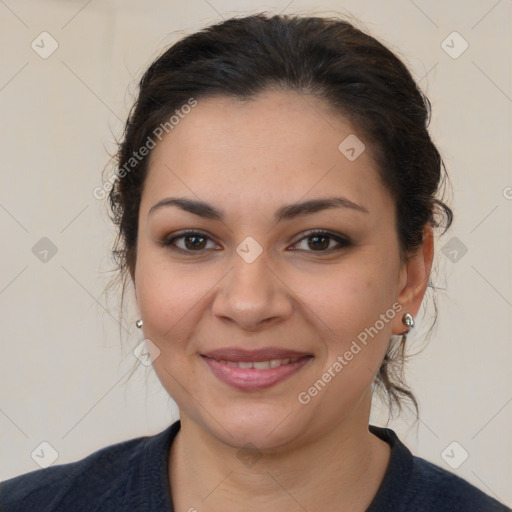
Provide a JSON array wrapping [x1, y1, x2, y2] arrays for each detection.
[[392, 225, 434, 335]]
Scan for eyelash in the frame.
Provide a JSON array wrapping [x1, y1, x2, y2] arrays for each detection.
[[160, 229, 353, 254]]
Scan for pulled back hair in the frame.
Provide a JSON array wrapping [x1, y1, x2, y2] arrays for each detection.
[[107, 12, 453, 417]]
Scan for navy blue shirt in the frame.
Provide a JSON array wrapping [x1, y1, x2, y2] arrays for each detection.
[[1, 420, 509, 511]]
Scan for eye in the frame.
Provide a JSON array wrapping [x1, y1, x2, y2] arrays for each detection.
[[161, 229, 352, 254], [161, 230, 219, 252], [291, 229, 353, 253]]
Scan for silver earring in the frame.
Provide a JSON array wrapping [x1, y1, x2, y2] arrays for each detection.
[[135, 319, 143, 328], [402, 313, 414, 331]]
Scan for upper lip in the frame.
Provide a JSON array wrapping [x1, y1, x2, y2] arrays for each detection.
[[202, 348, 313, 362]]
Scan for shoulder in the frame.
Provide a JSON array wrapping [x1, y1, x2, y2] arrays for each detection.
[[0, 436, 146, 512], [407, 454, 509, 511], [369, 426, 510, 512], [0, 423, 178, 512]]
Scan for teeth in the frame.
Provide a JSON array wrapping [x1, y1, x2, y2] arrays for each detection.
[[214, 357, 302, 369], [253, 361, 270, 369]]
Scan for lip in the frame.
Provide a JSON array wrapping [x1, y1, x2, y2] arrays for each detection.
[[201, 347, 313, 391]]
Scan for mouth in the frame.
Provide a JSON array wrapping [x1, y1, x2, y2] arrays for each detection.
[[201, 348, 313, 391], [207, 356, 305, 369]]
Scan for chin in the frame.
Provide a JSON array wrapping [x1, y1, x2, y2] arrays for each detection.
[[203, 401, 308, 451]]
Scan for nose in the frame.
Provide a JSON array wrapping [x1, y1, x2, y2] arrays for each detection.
[[211, 251, 293, 331]]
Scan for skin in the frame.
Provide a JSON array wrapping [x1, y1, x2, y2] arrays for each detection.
[[133, 89, 434, 511]]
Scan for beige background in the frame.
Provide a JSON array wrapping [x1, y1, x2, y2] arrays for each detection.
[[1, 0, 511, 505]]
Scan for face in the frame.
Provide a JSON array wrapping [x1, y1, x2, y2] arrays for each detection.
[[134, 89, 419, 451]]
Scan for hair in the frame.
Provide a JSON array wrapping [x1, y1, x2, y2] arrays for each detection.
[[106, 12, 453, 418]]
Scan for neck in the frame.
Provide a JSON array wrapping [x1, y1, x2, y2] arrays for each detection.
[[169, 394, 390, 512]]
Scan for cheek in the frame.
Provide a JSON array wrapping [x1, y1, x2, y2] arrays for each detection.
[[134, 255, 208, 398], [135, 251, 185, 337], [135, 249, 221, 354], [295, 257, 395, 331], [137, 269, 176, 336], [296, 257, 397, 370]]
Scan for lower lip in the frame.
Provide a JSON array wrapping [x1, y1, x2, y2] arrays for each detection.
[[202, 356, 312, 391]]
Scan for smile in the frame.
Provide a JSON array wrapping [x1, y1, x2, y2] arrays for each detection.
[[201, 350, 313, 391], [208, 357, 303, 369]]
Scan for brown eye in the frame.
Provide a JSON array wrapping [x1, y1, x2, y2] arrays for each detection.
[[161, 229, 352, 255], [292, 230, 353, 253], [162, 230, 219, 252], [306, 234, 330, 251]]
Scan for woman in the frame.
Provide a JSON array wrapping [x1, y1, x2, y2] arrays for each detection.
[[1, 12, 509, 512]]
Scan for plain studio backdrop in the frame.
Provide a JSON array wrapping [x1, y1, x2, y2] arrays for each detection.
[[0, 0, 511, 505]]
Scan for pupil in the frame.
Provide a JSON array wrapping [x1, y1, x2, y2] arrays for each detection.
[[310, 235, 328, 250], [186, 235, 205, 250]]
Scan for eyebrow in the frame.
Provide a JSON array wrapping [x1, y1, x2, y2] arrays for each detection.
[[148, 196, 369, 222]]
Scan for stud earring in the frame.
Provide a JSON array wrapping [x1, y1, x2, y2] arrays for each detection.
[[402, 313, 414, 333], [135, 319, 143, 328]]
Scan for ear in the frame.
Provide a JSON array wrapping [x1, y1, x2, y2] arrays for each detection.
[[392, 224, 434, 335]]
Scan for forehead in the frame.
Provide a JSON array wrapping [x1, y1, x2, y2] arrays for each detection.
[[141, 89, 391, 221]]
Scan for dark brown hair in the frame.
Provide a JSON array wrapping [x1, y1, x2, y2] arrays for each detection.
[[106, 12, 453, 417]]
